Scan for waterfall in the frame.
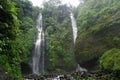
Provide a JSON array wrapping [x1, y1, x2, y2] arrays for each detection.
[[70, 13, 77, 43], [70, 13, 87, 72], [32, 13, 45, 74]]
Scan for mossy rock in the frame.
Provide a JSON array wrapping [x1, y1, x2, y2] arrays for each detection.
[[75, 11, 120, 70]]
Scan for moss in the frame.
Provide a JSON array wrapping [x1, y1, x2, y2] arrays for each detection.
[[75, 23, 120, 69], [75, 0, 120, 69]]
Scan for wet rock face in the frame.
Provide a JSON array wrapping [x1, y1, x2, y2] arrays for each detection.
[[75, 24, 120, 70], [80, 57, 98, 71], [0, 68, 9, 80], [21, 62, 32, 75]]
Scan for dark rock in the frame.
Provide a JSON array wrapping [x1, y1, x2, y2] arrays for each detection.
[[0, 68, 9, 80], [21, 62, 32, 76]]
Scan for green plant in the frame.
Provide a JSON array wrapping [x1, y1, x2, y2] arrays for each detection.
[[100, 48, 120, 71]]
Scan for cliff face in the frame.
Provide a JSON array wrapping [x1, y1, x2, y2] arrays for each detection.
[[75, 0, 120, 70]]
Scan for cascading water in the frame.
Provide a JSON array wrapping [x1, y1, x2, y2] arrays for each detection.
[[32, 13, 45, 74], [26, 13, 86, 80], [70, 13, 87, 72], [70, 13, 77, 43]]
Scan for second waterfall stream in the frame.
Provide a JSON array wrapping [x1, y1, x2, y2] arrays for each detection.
[[70, 13, 87, 72], [70, 13, 77, 43], [32, 13, 45, 74]]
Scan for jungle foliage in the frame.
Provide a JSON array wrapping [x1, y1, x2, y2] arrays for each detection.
[[42, 0, 76, 72], [0, 0, 40, 79], [75, 0, 120, 72], [0, 0, 120, 79]]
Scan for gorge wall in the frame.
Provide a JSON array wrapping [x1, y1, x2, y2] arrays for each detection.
[[75, 0, 120, 70]]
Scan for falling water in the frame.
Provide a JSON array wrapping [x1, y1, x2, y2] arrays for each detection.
[[70, 13, 87, 72], [70, 13, 77, 43], [32, 13, 45, 74]]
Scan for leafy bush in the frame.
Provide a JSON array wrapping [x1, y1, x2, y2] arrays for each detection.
[[100, 48, 120, 71]]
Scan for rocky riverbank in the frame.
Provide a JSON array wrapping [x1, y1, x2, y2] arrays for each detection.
[[24, 70, 120, 80]]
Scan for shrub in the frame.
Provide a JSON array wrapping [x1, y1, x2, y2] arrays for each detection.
[[100, 48, 120, 71]]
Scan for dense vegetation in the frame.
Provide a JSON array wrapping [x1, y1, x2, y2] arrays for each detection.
[[100, 48, 120, 71], [42, 0, 76, 72], [0, 0, 40, 79], [0, 0, 120, 79], [75, 0, 120, 78]]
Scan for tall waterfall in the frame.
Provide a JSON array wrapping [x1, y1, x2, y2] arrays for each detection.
[[70, 13, 87, 72], [32, 13, 45, 74], [70, 13, 77, 43]]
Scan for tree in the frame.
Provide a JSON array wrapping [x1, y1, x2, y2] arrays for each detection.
[[42, 0, 75, 72]]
